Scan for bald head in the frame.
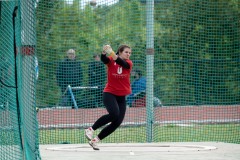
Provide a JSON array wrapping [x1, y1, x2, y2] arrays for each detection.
[[67, 49, 76, 60]]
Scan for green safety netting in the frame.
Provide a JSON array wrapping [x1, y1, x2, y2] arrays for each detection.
[[0, 1, 41, 160]]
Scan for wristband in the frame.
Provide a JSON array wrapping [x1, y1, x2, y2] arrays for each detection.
[[109, 51, 115, 57]]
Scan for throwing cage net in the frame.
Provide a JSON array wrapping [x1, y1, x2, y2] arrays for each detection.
[[0, 1, 40, 160], [0, 0, 239, 159]]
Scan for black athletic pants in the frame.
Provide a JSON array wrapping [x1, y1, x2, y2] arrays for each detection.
[[92, 92, 126, 140]]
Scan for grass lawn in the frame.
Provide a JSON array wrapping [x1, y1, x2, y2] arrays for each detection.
[[38, 123, 240, 144]]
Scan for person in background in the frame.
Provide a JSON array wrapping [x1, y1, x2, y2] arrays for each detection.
[[127, 69, 162, 107], [85, 44, 133, 150], [126, 69, 146, 107], [88, 54, 106, 107], [56, 49, 83, 107]]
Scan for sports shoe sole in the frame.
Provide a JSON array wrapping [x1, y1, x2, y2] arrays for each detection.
[[88, 141, 100, 150]]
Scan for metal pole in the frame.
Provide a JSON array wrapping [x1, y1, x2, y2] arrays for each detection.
[[68, 85, 78, 109], [146, 0, 154, 143]]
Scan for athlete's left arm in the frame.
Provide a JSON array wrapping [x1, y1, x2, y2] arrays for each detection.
[[115, 57, 131, 69], [101, 54, 110, 64]]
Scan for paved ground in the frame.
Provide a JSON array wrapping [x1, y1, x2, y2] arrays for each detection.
[[39, 142, 240, 160]]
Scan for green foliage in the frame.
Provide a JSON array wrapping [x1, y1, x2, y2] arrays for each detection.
[[38, 124, 240, 144], [36, 0, 239, 107], [153, 0, 240, 105]]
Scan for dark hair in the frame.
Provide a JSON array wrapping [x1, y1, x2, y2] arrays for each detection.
[[92, 53, 99, 58], [116, 44, 131, 55], [134, 69, 142, 77]]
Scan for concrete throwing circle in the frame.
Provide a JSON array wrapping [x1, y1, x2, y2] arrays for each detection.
[[46, 143, 217, 152]]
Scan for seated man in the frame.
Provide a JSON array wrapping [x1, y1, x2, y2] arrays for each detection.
[[127, 69, 146, 107], [127, 69, 162, 107]]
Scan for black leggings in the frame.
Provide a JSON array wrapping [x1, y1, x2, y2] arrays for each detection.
[[92, 92, 126, 140]]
